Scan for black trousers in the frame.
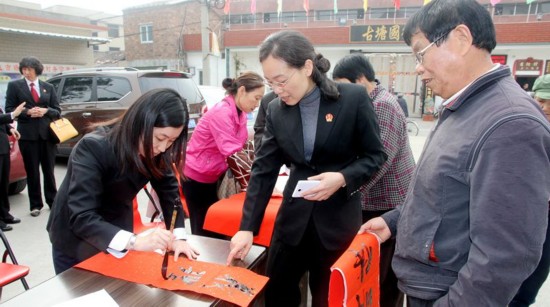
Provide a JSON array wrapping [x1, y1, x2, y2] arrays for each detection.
[[19, 139, 57, 210], [265, 219, 347, 307], [181, 177, 224, 238], [0, 153, 13, 220], [52, 247, 80, 275], [362, 210, 404, 307]]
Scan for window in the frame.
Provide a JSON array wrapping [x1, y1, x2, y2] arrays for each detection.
[[107, 24, 119, 38], [370, 8, 390, 19], [48, 78, 61, 93], [96, 77, 131, 102], [60, 77, 93, 104], [93, 45, 99, 51], [317, 10, 333, 21], [140, 24, 153, 43], [109, 47, 120, 51]]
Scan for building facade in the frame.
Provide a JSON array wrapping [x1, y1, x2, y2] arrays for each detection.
[[122, 0, 550, 117], [0, 0, 111, 106]]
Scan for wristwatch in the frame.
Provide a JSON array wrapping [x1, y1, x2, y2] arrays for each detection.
[[128, 234, 137, 250]]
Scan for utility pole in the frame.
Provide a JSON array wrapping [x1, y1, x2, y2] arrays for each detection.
[[201, 1, 211, 85]]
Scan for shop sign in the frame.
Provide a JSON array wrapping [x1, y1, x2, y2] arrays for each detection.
[[351, 24, 403, 42], [491, 55, 507, 65], [514, 57, 543, 75]]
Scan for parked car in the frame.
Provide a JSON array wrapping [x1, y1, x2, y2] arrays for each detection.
[[8, 130, 27, 195], [47, 67, 206, 157], [197, 85, 258, 140]]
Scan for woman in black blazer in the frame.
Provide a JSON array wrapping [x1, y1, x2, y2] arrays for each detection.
[[227, 30, 387, 306], [5, 56, 61, 217], [47, 89, 199, 274]]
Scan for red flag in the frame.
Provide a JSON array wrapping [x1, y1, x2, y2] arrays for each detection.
[[394, 0, 401, 10], [303, 0, 309, 16], [224, 0, 230, 14], [250, 0, 256, 14]]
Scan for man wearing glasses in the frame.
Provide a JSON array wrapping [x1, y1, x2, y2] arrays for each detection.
[[359, 0, 550, 306]]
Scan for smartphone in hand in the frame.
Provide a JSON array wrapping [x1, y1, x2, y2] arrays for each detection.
[[292, 180, 321, 198]]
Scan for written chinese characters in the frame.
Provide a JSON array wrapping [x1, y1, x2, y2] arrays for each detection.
[[351, 25, 403, 43]]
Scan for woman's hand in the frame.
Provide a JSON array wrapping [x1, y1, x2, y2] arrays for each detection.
[[12, 102, 26, 118], [133, 227, 173, 252], [10, 128, 21, 140], [226, 230, 253, 265], [171, 239, 200, 261], [302, 172, 345, 201]]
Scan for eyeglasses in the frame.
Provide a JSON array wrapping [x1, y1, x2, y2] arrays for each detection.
[[264, 69, 298, 89], [414, 31, 451, 65]]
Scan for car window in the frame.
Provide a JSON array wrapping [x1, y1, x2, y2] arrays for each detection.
[[48, 78, 61, 94], [61, 77, 93, 104], [97, 77, 131, 102], [139, 75, 202, 106]]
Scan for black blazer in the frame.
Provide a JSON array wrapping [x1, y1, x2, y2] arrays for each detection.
[[47, 130, 186, 261], [241, 83, 387, 250], [5, 79, 61, 142], [0, 111, 14, 155]]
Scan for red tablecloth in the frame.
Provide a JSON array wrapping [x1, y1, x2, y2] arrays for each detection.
[[203, 192, 282, 247]]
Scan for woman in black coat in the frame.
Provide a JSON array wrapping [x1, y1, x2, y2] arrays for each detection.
[[227, 30, 387, 306], [47, 89, 199, 274]]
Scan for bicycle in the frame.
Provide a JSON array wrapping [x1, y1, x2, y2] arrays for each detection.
[[406, 119, 420, 136]]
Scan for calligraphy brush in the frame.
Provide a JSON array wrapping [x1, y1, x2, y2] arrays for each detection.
[[161, 198, 180, 280]]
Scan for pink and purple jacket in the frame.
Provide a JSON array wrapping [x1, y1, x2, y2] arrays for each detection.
[[184, 95, 248, 183]]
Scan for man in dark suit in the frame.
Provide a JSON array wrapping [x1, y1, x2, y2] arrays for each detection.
[[0, 102, 26, 230], [5, 56, 61, 217]]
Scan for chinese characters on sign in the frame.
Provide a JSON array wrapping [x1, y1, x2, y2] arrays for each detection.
[[545, 60, 550, 75], [514, 58, 544, 74], [350, 25, 403, 42]]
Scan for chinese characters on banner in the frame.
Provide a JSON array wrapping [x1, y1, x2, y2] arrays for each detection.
[[76, 251, 268, 307], [546, 60, 550, 75], [329, 233, 380, 307], [0, 62, 79, 74], [350, 25, 403, 42]]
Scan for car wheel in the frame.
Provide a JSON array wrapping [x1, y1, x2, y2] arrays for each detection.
[[8, 179, 27, 195]]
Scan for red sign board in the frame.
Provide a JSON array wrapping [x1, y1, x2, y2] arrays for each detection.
[[491, 55, 507, 65]]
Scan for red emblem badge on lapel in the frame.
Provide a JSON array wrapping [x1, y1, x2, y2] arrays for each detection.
[[326, 113, 333, 122]]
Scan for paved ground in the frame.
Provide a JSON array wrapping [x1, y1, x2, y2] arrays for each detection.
[[1, 117, 548, 305]]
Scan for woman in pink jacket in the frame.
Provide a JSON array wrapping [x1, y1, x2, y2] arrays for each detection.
[[183, 72, 265, 237]]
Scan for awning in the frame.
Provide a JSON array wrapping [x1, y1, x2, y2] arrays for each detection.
[[0, 27, 110, 44]]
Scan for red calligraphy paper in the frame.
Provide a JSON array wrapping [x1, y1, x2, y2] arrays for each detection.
[[328, 233, 380, 307], [203, 192, 281, 246], [76, 251, 268, 306]]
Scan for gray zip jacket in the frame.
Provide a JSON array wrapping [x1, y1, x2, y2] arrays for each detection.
[[383, 65, 550, 306]]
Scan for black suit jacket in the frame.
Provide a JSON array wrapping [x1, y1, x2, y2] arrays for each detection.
[[0, 111, 14, 155], [5, 79, 61, 142], [47, 130, 186, 261], [241, 83, 387, 250]]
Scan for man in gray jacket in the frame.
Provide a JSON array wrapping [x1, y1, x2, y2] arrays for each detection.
[[359, 0, 550, 306]]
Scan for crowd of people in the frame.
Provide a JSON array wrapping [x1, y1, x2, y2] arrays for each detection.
[[2, 0, 549, 305]]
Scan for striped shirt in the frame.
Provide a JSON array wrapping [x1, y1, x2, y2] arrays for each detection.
[[360, 83, 416, 211]]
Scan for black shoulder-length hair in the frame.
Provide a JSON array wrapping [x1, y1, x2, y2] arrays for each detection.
[[19, 56, 44, 75], [107, 88, 189, 179]]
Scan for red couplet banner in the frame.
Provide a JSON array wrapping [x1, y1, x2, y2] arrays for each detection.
[[328, 233, 381, 307], [76, 251, 268, 306]]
